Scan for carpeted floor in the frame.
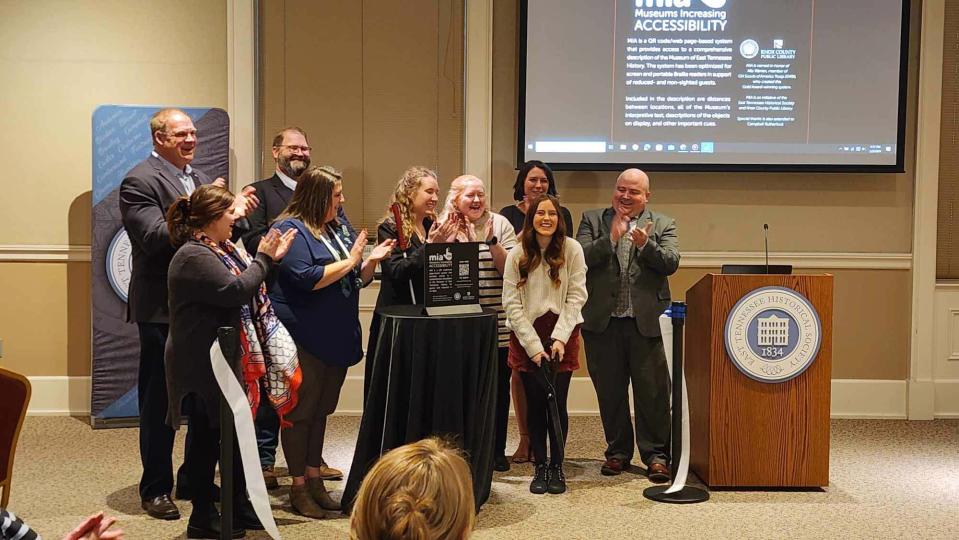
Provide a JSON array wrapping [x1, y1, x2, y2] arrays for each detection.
[[6, 416, 958, 539]]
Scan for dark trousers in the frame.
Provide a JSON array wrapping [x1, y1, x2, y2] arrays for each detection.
[[493, 347, 511, 457], [254, 382, 280, 468], [281, 346, 348, 477], [137, 322, 194, 500], [583, 318, 670, 466], [183, 395, 247, 524], [520, 370, 572, 466]]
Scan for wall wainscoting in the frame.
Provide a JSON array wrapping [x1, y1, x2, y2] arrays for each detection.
[[26, 375, 958, 419], [0, 245, 912, 269]]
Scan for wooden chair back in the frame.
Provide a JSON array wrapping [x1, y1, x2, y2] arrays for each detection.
[[0, 366, 31, 507]]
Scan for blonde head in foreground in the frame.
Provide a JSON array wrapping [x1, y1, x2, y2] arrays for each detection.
[[350, 438, 475, 540]]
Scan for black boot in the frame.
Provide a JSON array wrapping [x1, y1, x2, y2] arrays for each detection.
[[547, 464, 567, 494], [186, 504, 246, 539], [234, 499, 265, 531], [529, 464, 549, 495]]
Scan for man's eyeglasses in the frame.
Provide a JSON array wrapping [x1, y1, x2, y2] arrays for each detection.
[[165, 129, 197, 141], [276, 144, 312, 153]]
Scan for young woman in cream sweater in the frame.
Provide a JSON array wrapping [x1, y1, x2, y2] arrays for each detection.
[[502, 195, 587, 495]]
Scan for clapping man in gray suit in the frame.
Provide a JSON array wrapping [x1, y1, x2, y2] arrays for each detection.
[[576, 168, 679, 483]]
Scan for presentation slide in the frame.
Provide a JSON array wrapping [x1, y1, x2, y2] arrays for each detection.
[[520, 0, 908, 171]]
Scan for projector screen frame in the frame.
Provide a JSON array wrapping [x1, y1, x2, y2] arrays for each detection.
[[515, 0, 911, 174]]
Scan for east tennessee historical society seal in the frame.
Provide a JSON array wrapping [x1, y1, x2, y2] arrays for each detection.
[[106, 228, 133, 302], [724, 286, 822, 383]]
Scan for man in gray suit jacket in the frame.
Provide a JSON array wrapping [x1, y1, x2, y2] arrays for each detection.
[[576, 168, 679, 483]]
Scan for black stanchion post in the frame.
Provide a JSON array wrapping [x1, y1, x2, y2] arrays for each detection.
[[216, 327, 239, 539], [644, 302, 709, 504]]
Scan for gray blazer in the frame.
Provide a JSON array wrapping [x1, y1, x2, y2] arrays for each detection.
[[119, 154, 213, 323], [164, 240, 273, 427], [576, 207, 680, 337]]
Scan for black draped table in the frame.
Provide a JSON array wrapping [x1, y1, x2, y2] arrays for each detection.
[[342, 305, 498, 512]]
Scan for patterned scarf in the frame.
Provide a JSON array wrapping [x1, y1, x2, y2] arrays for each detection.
[[196, 233, 302, 427]]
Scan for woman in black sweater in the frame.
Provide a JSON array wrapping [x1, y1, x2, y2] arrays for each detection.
[[363, 166, 457, 396]]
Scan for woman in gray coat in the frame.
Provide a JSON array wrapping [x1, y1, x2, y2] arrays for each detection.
[[164, 184, 296, 539]]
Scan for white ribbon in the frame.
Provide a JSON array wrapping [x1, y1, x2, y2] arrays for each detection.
[[210, 341, 282, 539], [659, 315, 691, 494]]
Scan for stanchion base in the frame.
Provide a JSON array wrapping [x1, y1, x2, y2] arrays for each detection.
[[643, 485, 710, 504]]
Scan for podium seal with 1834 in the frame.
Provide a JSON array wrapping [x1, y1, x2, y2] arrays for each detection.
[[724, 286, 821, 383]]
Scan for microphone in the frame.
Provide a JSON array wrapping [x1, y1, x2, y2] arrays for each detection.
[[763, 223, 769, 275]]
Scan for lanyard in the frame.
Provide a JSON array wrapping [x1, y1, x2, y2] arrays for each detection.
[[319, 223, 361, 296], [318, 224, 350, 262]]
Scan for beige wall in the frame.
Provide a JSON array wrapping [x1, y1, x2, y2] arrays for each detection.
[[0, 0, 924, 385], [490, 0, 920, 380], [0, 0, 227, 377], [257, 0, 464, 232]]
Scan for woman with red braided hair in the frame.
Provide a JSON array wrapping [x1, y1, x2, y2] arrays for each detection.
[[349, 438, 475, 540]]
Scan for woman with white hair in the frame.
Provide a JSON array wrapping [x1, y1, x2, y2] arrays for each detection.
[[438, 175, 518, 472]]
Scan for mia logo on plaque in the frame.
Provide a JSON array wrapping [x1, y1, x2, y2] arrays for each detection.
[[724, 286, 822, 383]]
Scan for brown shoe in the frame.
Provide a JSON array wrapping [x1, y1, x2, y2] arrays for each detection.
[[647, 462, 670, 484], [318, 460, 343, 480], [262, 466, 280, 490], [290, 484, 336, 519], [141, 494, 180, 520], [307, 477, 342, 511], [600, 457, 629, 476]]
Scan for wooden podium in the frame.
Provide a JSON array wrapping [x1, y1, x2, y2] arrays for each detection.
[[685, 273, 833, 488]]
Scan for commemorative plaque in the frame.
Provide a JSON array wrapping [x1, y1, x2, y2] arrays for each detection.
[[423, 242, 481, 316]]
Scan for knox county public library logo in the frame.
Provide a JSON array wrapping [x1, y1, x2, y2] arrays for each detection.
[[724, 286, 822, 383]]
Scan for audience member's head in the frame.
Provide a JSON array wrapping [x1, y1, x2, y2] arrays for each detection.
[[350, 438, 475, 540], [166, 184, 235, 247]]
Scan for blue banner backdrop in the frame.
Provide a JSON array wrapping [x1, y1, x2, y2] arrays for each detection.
[[90, 105, 230, 426]]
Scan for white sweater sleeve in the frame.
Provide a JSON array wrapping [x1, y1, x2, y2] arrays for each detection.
[[502, 245, 545, 358], [495, 212, 519, 250], [551, 241, 588, 345]]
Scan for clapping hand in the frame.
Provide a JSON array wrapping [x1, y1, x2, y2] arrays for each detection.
[[428, 214, 460, 243], [610, 212, 630, 243], [62, 512, 125, 540], [212, 177, 227, 188], [467, 218, 493, 243], [231, 186, 260, 219], [351, 229, 369, 265], [368, 238, 396, 262], [629, 220, 653, 248], [259, 228, 297, 261]]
